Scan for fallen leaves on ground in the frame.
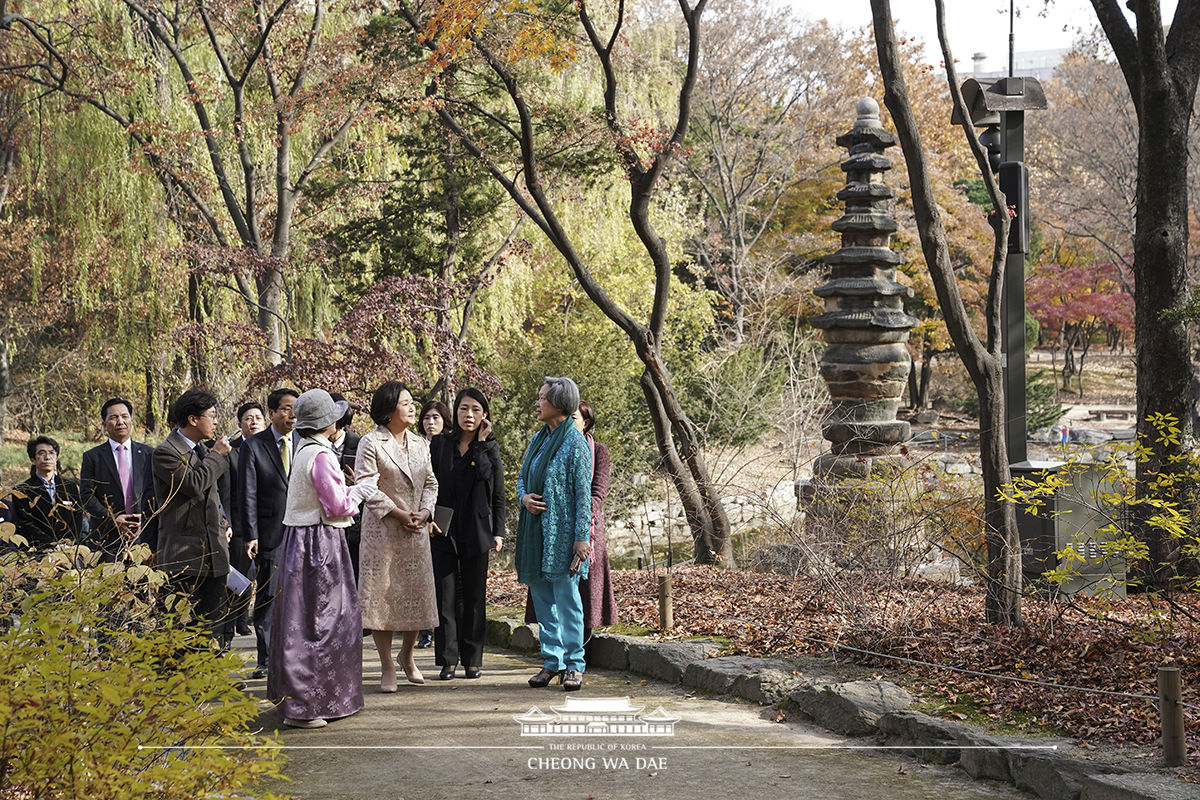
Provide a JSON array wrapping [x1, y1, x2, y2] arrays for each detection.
[[489, 566, 1200, 755]]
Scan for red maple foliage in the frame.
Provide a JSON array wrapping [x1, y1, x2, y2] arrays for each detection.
[[248, 273, 501, 405], [1027, 259, 1133, 393], [1027, 259, 1133, 336]]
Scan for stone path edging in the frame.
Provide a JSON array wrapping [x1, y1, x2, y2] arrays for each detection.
[[485, 615, 1195, 800]]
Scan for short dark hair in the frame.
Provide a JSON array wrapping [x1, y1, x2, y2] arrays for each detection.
[[171, 388, 218, 427], [577, 400, 596, 435], [27, 435, 60, 461], [237, 401, 265, 422], [419, 399, 451, 437], [370, 381, 408, 426], [450, 388, 491, 438], [267, 388, 300, 412], [100, 397, 134, 421], [329, 392, 355, 430]]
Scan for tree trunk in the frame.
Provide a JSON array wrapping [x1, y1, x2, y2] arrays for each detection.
[[0, 340, 8, 450], [918, 353, 933, 409], [0, 137, 13, 213], [872, 0, 1022, 624], [637, 344, 735, 565], [640, 371, 716, 564], [1085, 0, 1200, 587], [256, 268, 284, 364], [907, 352, 918, 409], [978, 362, 1021, 623], [187, 273, 209, 386], [144, 357, 158, 434], [1132, 99, 1193, 584]]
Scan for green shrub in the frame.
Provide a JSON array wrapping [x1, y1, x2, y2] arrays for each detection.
[[0, 534, 285, 799], [1002, 413, 1200, 613], [1025, 369, 1063, 432]]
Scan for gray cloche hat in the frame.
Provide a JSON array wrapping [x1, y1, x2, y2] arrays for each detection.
[[293, 389, 349, 432]]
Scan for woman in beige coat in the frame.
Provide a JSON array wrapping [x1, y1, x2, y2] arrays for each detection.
[[355, 381, 439, 691]]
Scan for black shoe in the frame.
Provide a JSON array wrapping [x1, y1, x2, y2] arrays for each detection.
[[464, 667, 482, 679], [251, 667, 267, 679], [562, 669, 583, 691], [236, 623, 252, 636], [439, 665, 456, 680], [416, 631, 433, 648], [528, 668, 563, 688]]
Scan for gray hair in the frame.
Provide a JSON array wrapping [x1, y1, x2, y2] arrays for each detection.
[[542, 376, 580, 416]]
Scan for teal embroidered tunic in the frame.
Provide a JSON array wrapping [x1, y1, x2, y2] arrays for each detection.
[[515, 423, 592, 582]]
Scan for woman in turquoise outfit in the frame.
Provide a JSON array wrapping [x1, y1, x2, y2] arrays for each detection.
[[515, 376, 591, 691]]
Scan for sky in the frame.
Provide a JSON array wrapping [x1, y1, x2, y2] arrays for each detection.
[[786, 1, 1181, 72]]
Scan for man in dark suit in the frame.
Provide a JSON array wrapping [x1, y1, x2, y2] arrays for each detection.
[[10, 435, 84, 552], [238, 387, 298, 678], [329, 392, 362, 584], [80, 398, 158, 560], [152, 388, 232, 641], [224, 401, 266, 639]]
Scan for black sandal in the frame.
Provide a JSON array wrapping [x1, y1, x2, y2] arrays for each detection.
[[528, 668, 563, 688], [562, 669, 583, 691]]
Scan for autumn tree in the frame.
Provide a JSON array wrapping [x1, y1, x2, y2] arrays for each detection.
[[248, 273, 502, 405], [327, 103, 522, 398], [1081, 0, 1200, 583], [1026, 256, 1133, 395], [1027, 43, 1140, 284], [386, 0, 735, 564], [679, 1, 861, 343], [0, 22, 184, 433], [871, 0, 1022, 623], [2, 0, 387, 364]]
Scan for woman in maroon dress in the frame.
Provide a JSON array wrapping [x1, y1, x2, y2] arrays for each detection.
[[572, 401, 618, 636]]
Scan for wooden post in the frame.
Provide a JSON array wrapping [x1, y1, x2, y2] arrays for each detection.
[[658, 575, 673, 631], [1159, 666, 1186, 766]]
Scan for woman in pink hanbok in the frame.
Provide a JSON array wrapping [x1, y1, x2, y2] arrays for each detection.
[[267, 389, 378, 729]]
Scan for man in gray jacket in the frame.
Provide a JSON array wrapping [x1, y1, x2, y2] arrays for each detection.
[[153, 388, 232, 641]]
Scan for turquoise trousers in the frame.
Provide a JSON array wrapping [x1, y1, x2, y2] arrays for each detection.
[[528, 574, 585, 672]]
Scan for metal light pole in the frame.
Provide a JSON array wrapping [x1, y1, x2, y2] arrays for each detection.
[[951, 77, 1046, 465]]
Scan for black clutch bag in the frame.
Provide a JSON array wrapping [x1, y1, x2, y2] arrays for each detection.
[[433, 505, 454, 535]]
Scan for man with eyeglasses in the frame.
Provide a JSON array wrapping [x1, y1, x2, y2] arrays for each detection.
[[152, 388, 232, 640], [238, 387, 299, 678]]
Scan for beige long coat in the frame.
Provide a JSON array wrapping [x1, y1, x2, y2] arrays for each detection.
[[354, 426, 439, 631]]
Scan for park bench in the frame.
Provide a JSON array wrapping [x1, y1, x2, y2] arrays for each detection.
[[1089, 407, 1135, 423]]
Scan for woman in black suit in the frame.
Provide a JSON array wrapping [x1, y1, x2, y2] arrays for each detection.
[[429, 387, 505, 680]]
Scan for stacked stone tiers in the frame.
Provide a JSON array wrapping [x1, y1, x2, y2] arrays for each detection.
[[812, 99, 917, 479]]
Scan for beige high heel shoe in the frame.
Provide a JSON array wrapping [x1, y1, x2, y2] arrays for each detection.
[[380, 665, 398, 693], [400, 653, 424, 685]]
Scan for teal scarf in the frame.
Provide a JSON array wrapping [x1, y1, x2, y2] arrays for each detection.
[[515, 420, 573, 584]]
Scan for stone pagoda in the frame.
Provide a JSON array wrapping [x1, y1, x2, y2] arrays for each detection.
[[811, 98, 917, 480]]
